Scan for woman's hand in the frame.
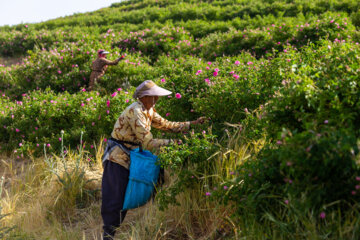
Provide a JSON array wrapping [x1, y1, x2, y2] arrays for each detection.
[[191, 117, 206, 125]]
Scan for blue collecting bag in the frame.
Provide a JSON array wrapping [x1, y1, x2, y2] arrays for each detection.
[[122, 148, 160, 210]]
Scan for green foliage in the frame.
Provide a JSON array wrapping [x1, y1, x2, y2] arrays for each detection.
[[157, 132, 219, 210], [0, 88, 133, 157], [112, 26, 194, 62], [351, 10, 360, 27]]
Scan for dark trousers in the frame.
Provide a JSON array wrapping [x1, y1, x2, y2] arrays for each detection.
[[101, 160, 129, 239]]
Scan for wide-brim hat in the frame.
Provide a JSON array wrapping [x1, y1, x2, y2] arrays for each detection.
[[98, 49, 109, 55], [133, 80, 172, 99]]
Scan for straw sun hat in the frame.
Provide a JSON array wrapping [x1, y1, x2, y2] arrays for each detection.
[[133, 80, 172, 99]]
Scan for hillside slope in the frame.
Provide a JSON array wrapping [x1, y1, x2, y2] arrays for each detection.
[[1, 0, 360, 239]]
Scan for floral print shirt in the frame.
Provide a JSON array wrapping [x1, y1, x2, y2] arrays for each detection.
[[108, 100, 190, 169]]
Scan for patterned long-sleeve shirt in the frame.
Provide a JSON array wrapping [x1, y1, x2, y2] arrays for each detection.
[[108, 100, 190, 169], [89, 57, 120, 90]]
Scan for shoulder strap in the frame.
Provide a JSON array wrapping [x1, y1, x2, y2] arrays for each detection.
[[109, 137, 143, 152]]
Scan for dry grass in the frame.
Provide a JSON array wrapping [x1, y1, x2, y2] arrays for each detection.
[[0, 151, 104, 239], [0, 154, 235, 239], [0, 132, 248, 240]]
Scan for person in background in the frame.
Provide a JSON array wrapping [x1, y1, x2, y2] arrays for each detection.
[[89, 49, 125, 90], [101, 80, 206, 239]]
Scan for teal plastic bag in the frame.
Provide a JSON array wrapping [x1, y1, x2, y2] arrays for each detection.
[[122, 148, 160, 210]]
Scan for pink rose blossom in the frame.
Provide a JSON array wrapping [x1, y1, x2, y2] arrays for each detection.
[[111, 92, 118, 97], [213, 71, 218, 77], [106, 100, 110, 108], [175, 93, 182, 99], [161, 78, 165, 83], [205, 78, 211, 85], [205, 192, 211, 196], [235, 60, 240, 65]]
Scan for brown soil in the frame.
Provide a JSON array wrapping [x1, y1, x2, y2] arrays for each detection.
[[0, 56, 23, 67]]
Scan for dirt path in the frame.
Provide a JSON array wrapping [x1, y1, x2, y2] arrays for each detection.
[[0, 56, 23, 67]]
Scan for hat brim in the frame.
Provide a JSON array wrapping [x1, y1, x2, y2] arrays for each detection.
[[142, 85, 172, 97]]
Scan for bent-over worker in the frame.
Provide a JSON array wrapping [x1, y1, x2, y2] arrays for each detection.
[[89, 49, 124, 90], [101, 80, 205, 239]]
